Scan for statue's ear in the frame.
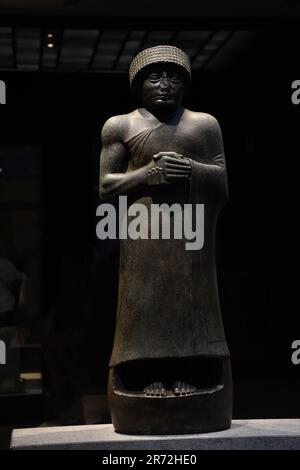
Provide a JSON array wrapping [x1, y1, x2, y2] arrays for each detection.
[[131, 85, 142, 104], [182, 72, 191, 96], [130, 74, 144, 102], [184, 80, 191, 95]]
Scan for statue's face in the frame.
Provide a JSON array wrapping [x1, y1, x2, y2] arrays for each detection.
[[141, 63, 186, 111]]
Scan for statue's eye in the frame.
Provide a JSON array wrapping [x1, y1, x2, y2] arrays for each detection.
[[148, 74, 160, 81], [170, 75, 181, 83]]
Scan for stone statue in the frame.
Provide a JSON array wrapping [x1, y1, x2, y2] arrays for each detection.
[[99, 45, 233, 434]]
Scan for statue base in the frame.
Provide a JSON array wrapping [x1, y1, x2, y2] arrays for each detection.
[[108, 357, 233, 435], [10, 420, 300, 450]]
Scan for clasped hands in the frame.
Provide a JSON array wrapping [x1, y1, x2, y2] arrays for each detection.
[[146, 151, 191, 186]]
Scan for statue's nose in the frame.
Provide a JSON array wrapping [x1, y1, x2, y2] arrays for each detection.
[[159, 78, 169, 88]]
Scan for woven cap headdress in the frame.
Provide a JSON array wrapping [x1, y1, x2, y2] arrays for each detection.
[[129, 45, 191, 88]]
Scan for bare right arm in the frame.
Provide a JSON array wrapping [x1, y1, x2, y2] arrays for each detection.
[[99, 117, 150, 201]]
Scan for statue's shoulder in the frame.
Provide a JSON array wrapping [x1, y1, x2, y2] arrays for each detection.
[[184, 109, 220, 129], [101, 113, 132, 144]]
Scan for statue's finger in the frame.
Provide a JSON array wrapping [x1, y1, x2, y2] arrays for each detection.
[[161, 151, 183, 158], [167, 173, 189, 179], [166, 159, 190, 165], [166, 169, 190, 175], [166, 162, 191, 169], [164, 155, 188, 164]]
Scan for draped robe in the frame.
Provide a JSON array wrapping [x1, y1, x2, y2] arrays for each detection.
[[109, 114, 230, 368]]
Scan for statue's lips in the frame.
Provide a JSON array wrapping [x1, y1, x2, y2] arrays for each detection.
[[156, 94, 172, 101]]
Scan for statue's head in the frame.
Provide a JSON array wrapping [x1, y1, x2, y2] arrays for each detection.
[[129, 45, 191, 111]]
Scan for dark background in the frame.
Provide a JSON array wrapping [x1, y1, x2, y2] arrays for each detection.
[[0, 14, 299, 442]]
